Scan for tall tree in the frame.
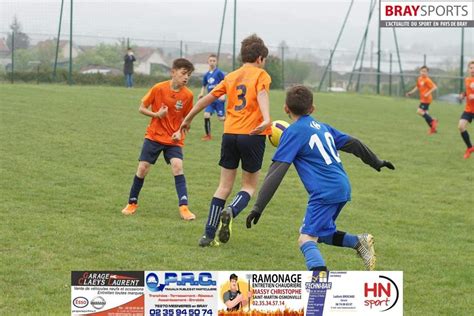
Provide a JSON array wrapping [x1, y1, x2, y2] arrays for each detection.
[[7, 16, 30, 50]]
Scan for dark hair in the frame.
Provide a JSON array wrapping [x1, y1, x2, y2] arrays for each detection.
[[240, 34, 268, 63], [172, 58, 195, 73], [468, 60, 474, 67], [208, 54, 217, 59], [420, 65, 429, 71], [229, 273, 238, 281], [286, 85, 313, 115]]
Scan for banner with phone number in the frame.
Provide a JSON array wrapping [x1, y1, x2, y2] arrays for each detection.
[[71, 271, 403, 316]]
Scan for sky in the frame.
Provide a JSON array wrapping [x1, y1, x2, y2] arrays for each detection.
[[0, 0, 472, 56]]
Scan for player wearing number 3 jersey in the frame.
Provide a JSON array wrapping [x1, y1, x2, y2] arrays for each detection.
[[179, 34, 271, 247], [247, 86, 395, 271]]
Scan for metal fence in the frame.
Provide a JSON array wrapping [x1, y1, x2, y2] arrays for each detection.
[[0, 31, 471, 99]]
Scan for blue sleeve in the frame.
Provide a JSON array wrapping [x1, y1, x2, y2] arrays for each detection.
[[202, 73, 208, 86], [272, 128, 301, 164], [325, 124, 350, 150], [219, 70, 226, 82]]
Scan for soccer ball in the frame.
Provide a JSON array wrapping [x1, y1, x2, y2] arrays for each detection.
[[268, 120, 290, 147]]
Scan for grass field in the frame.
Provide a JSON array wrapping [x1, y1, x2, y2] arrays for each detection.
[[0, 84, 472, 315]]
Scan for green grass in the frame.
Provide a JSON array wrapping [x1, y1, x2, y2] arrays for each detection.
[[0, 84, 472, 315]]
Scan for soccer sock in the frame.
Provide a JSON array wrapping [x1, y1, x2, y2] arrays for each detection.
[[204, 118, 211, 135], [461, 131, 473, 148], [422, 113, 433, 126], [300, 241, 325, 271], [228, 191, 251, 218], [128, 175, 144, 204], [174, 175, 188, 206], [205, 197, 226, 238], [318, 231, 359, 248]]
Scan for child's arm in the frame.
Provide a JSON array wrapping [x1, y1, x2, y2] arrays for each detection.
[[340, 137, 395, 172], [424, 81, 437, 98], [405, 86, 418, 97], [180, 93, 217, 133], [139, 102, 167, 118], [250, 90, 271, 135], [246, 161, 291, 228], [198, 86, 206, 99]]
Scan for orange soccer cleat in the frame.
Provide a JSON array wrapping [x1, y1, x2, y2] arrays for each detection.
[[463, 147, 474, 159], [201, 134, 212, 141], [121, 203, 138, 215], [179, 205, 196, 221], [429, 119, 438, 134]]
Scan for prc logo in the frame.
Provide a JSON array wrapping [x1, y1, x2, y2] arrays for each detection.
[[146, 272, 216, 292], [364, 275, 400, 312]]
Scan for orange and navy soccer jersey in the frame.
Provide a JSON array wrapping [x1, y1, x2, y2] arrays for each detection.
[[465, 77, 474, 113], [417, 76, 436, 104], [210, 64, 272, 135], [141, 80, 193, 147]]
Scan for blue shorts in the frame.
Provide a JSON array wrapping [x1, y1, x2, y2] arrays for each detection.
[[139, 138, 183, 165], [219, 134, 266, 173], [419, 103, 430, 111], [460, 111, 473, 123], [204, 100, 225, 117], [300, 202, 347, 237]]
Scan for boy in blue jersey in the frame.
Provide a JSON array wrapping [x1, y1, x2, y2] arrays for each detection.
[[246, 85, 395, 271], [198, 54, 226, 141]]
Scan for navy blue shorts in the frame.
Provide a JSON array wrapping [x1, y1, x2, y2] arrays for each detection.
[[139, 138, 183, 165], [460, 111, 473, 123], [204, 100, 225, 117], [419, 103, 430, 111], [300, 202, 347, 237], [219, 134, 266, 173]]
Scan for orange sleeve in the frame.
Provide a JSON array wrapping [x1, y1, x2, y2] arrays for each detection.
[[256, 71, 272, 92], [210, 80, 227, 98], [141, 85, 158, 106], [184, 92, 194, 117], [428, 78, 436, 88]]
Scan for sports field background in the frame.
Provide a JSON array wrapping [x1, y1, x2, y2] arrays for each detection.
[[0, 84, 472, 315]]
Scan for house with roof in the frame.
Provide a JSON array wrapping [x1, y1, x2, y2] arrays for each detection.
[[133, 47, 169, 75]]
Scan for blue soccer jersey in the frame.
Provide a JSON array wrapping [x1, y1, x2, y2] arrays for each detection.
[[272, 115, 351, 204], [203, 68, 225, 93]]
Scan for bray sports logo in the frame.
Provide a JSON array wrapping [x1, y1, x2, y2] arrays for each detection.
[[146, 272, 216, 292], [364, 275, 400, 311]]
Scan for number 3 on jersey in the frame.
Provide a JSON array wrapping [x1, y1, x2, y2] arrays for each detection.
[[309, 132, 341, 165], [235, 84, 247, 111]]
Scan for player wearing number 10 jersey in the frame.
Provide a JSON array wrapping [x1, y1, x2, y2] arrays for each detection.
[[246, 86, 395, 271], [180, 34, 271, 247]]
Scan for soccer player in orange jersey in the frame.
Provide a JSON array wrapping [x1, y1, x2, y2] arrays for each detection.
[[180, 34, 271, 247], [121, 59, 196, 220], [458, 60, 474, 159], [406, 66, 438, 134]]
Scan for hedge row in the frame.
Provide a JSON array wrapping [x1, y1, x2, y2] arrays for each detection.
[[0, 70, 202, 88]]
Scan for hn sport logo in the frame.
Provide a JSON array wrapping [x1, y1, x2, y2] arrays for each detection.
[[364, 275, 400, 312], [146, 272, 216, 292]]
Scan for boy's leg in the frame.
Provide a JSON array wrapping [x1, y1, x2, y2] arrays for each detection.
[[200, 167, 237, 247], [458, 115, 473, 158], [417, 105, 433, 127], [218, 135, 265, 244], [299, 234, 326, 271], [165, 147, 195, 220], [202, 107, 213, 140], [314, 202, 376, 270], [122, 139, 162, 215]]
